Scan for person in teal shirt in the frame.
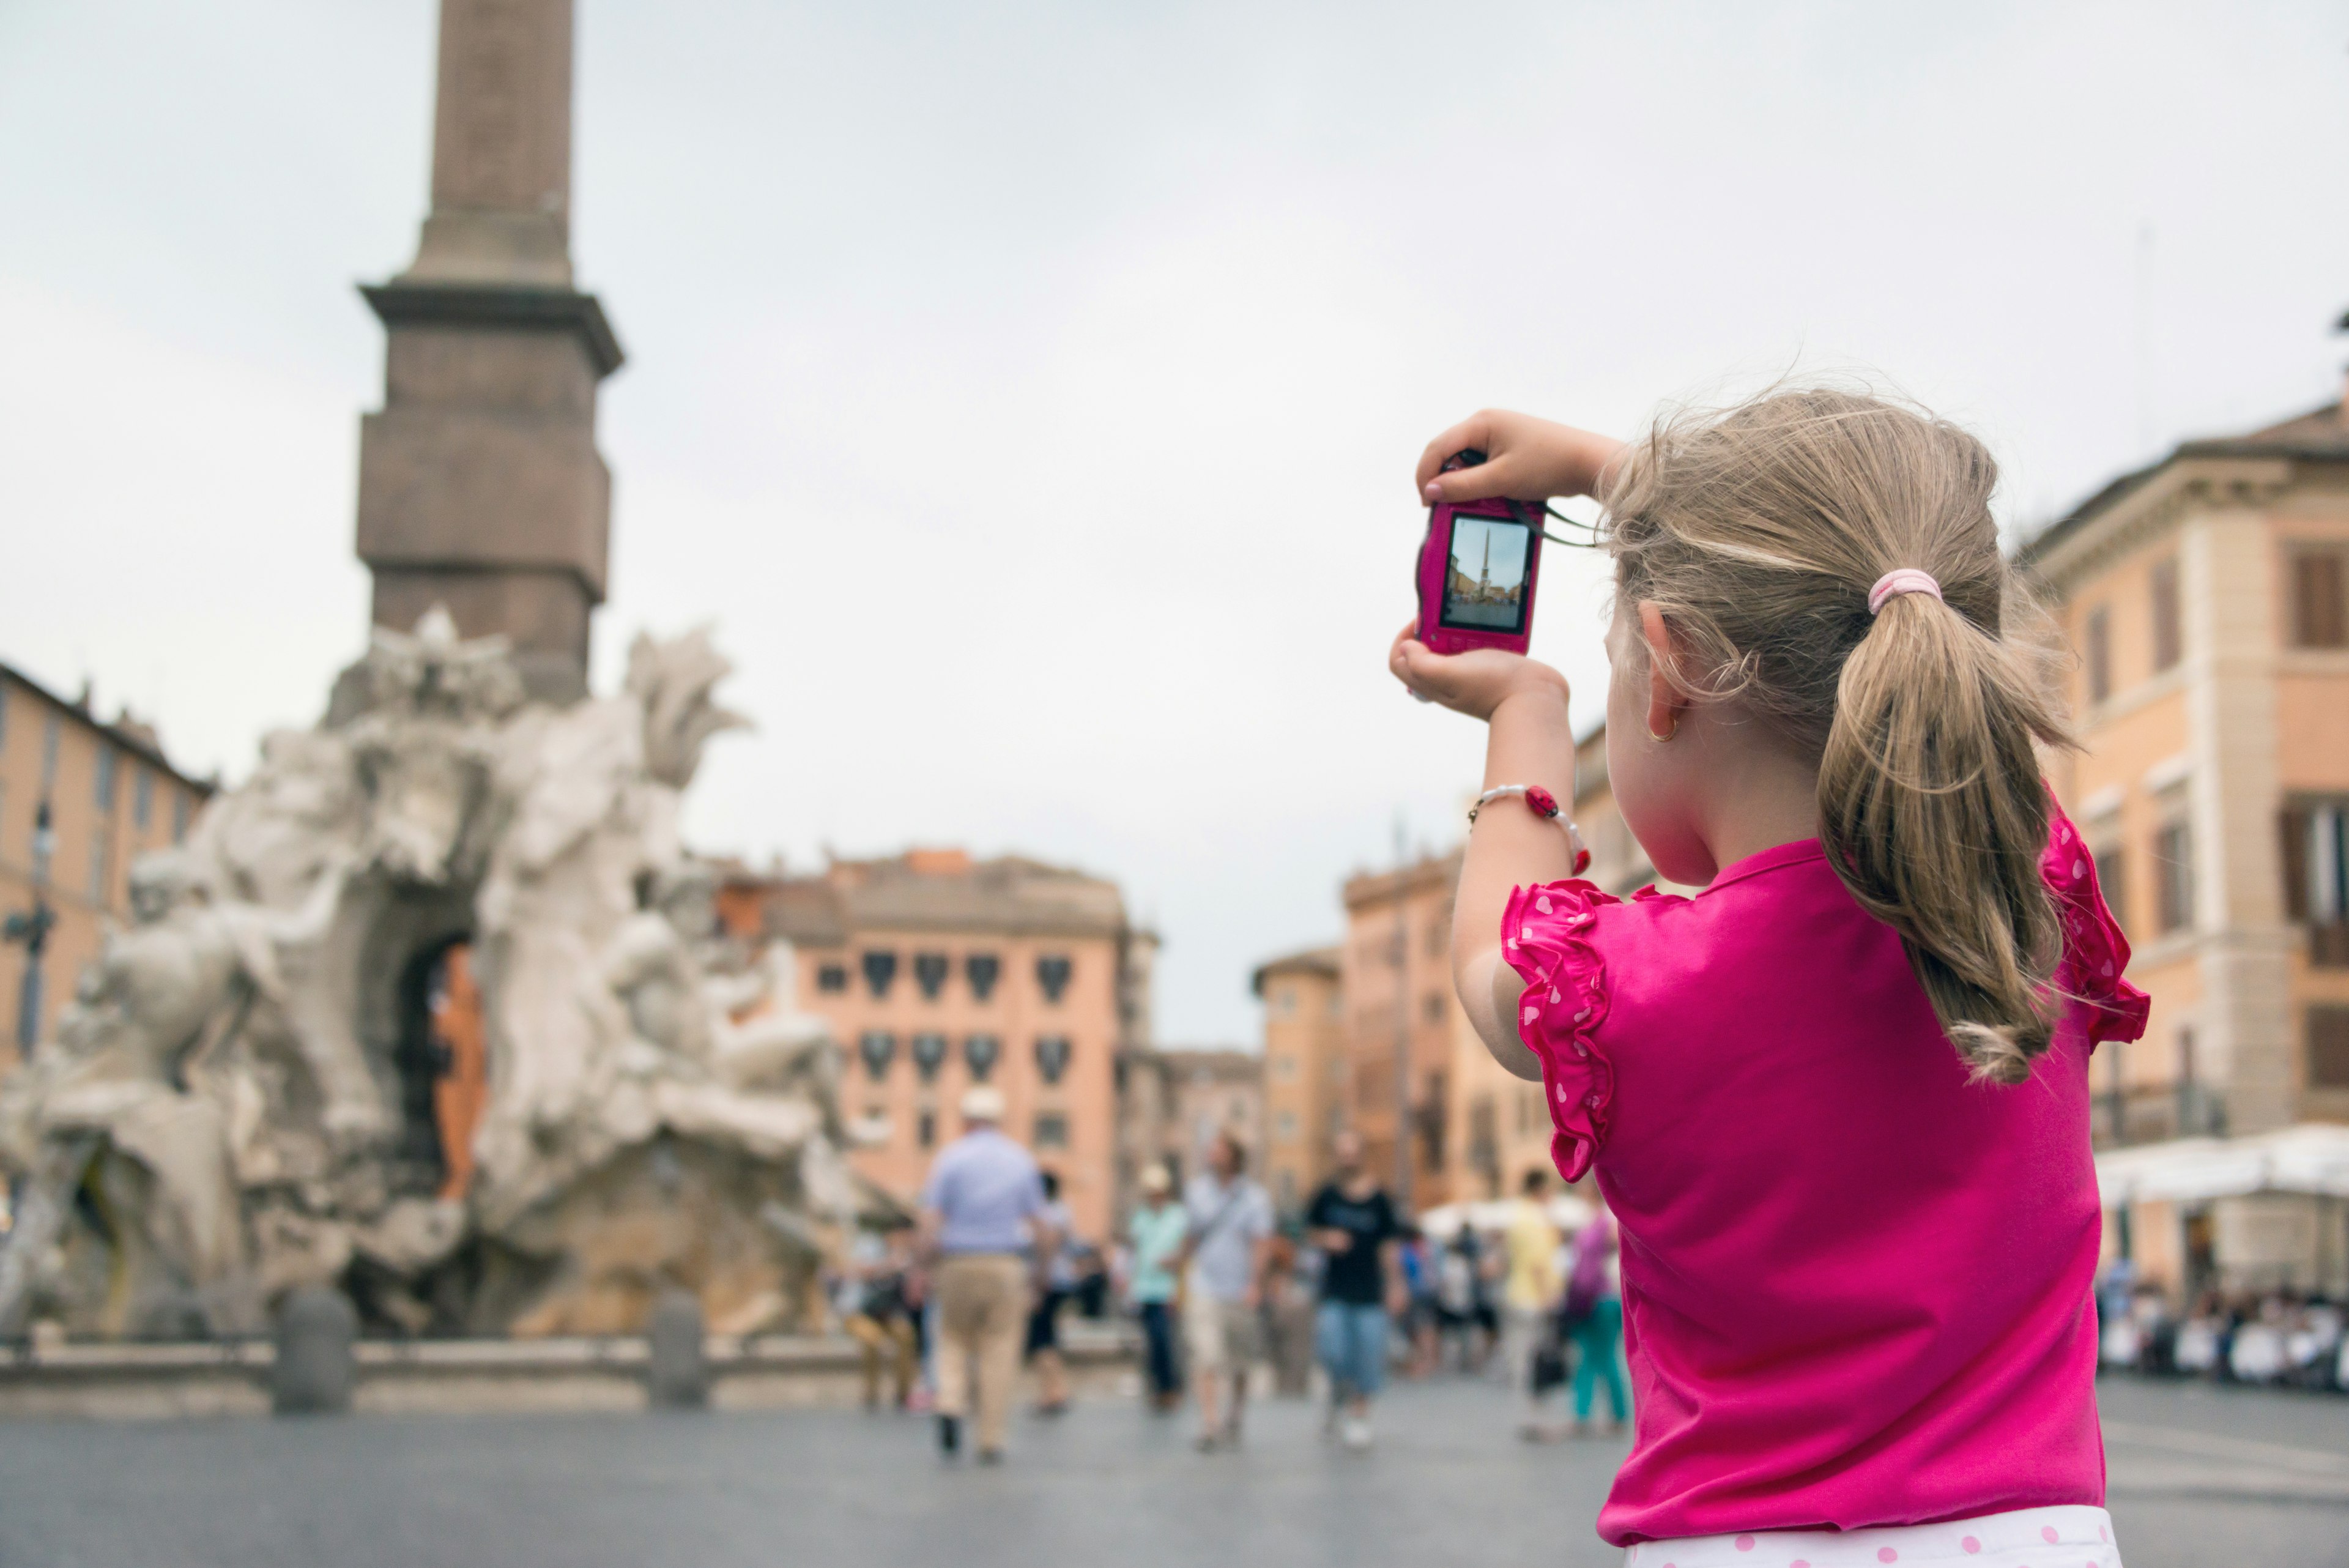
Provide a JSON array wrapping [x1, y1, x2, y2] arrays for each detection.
[[1127, 1164, 1188, 1410]]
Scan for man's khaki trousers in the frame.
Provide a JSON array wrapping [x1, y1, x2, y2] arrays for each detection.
[[934, 1254, 1027, 1453]]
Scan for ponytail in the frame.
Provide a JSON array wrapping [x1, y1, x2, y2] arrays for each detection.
[[1603, 385, 2075, 1084], [1818, 581, 2070, 1083]]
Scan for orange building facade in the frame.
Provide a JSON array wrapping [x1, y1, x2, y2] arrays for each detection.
[[2023, 390, 2349, 1296], [1252, 946, 1343, 1214], [729, 850, 1152, 1247], [0, 663, 212, 1068]]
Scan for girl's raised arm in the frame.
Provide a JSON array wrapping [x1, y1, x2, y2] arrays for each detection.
[[1387, 625, 1579, 1083]]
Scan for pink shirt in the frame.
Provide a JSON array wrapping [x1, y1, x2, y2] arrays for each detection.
[[1504, 808, 2145, 1545]]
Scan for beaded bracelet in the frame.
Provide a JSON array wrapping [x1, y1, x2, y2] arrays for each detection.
[[1468, 784, 1592, 875]]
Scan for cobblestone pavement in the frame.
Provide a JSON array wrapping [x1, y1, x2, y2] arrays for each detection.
[[0, 1374, 2342, 1567]]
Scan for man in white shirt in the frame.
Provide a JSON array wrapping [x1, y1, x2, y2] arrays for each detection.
[[1178, 1131, 1274, 1452], [919, 1085, 1054, 1464]]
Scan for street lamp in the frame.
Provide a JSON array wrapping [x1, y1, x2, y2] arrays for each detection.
[[4, 801, 57, 1057]]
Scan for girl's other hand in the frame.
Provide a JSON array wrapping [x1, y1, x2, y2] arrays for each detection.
[[1415, 410, 1627, 507], [1389, 619, 1570, 721]]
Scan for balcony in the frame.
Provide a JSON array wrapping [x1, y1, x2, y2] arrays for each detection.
[[2093, 1080, 2225, 1149]]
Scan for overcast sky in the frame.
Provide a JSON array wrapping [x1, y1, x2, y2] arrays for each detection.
[[4, 1, 2347, 1047]]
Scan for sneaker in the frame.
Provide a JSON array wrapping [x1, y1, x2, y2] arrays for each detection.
[[937, 1414, 961, 1457], [1341, 1416, 1373, 1451], [1193, 1431, 1221, 1453], [976, 1448, 1005, 1466]]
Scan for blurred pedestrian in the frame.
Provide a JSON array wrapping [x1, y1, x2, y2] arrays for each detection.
[[1499, 1167, 1566, 1440], [1024, 1169, 1078, 1416], [1303, 1129, 1405, 1449], [839, 1227, 918, 1411], [918, 1085, 1055, 1465], [1178, 1131, 1274, 1452], [1400, 1228, 1441, 1376], [1565, 1198, 1628, 1438], [1127, 1163, 1187, 1411]]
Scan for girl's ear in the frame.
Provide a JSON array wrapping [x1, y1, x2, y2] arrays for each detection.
[[1637, 601, 1689, 742]]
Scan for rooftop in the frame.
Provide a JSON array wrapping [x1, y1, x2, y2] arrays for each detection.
[[737, 850, 1132, 945], [2019, 392, 2349, 568], [0, 658, 214, 795]]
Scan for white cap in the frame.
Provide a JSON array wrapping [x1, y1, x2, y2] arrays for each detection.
[[959, 1084, 1007, 1123]]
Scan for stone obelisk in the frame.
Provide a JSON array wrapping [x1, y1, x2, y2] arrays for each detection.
[[346, 0, 623, 710]]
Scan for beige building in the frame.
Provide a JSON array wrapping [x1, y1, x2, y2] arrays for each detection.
[[1252, 946, 1344, 1214], [727, 850, 1154, 1246], [2022, 387, 2349, 1297], [1339, 853, 1466, 1210], [1113, 1045, 1264, 1212], [0, 664, 212, 1068]]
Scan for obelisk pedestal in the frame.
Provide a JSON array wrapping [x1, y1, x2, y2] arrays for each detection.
[[343, 0, 623, 714]]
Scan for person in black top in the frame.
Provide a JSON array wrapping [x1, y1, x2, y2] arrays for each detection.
[[1304, 1129, 1406, 1451]]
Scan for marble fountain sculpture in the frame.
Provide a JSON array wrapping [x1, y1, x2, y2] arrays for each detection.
[[0, 611, 855, 1340]]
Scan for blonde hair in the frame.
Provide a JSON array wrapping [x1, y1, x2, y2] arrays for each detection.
[[1601, 387, 2070, 1084]]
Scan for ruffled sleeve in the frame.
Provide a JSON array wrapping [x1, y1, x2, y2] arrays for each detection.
[[2041, 800, 2151, 1049], [1502, 879, 1621, 1181]]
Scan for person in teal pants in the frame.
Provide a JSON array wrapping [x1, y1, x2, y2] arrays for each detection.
[[1567, 1209, 1630, 1436]]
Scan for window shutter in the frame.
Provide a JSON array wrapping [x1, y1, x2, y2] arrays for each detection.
[[2281, 804, 2314, 921], [2150, 558, 2182, 672], [2294, 551, 2348, 649]]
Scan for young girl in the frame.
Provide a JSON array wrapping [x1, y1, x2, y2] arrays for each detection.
[[1396, 391, 2147, 1566]]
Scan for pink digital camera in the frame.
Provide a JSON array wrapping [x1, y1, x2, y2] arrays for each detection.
[[1414, 450, 1543, 656]]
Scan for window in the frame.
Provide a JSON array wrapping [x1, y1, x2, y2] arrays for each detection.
[[2290, 548, 2348, 649], [2093, 844, 2128, 936], [917, 1109, 937, 1148], [913, 952, 949, 1000], [857, 1031, 897, 1080], [860, 950, 897, 998], [2149, 557, 2182, 672], [2153, 820, 2194, 934], [911, 1033, 948, 1081], [2082, 607, 2112, 704], [1033, 1112, 1069, 1149], [1275, 1110, 1298, 1142], [816, 964, 848, 993], [1271, 1052, 1297, 1082], [171, 792, 190, 844], [963, 1033, 1001, 1080], [1036, 954, 1072, 1003], [133, 768, 152, 830], [2307, 1006, 2349, 1090], [1274, 985, 1296, 1018], [41, 714, 60, 788], [94, 746, 116, 812], [2281, 798, 2349, 966], [1425, 921, 1446, 959], [87, 839, 106, 902], [1034, 1035, 1072, 1084], [965, 953, 1001, 1000], [1422, 992, 1445, 1026]]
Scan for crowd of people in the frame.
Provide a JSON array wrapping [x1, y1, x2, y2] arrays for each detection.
[[820, 1085, 1633, 1464], [2098, 1263, 2349, 1392]]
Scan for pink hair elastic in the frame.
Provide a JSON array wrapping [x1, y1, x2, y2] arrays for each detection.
[[1868, 568, 1943, 615]]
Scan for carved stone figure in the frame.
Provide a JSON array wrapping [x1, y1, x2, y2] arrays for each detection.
[[0, 611, 864, 1341]]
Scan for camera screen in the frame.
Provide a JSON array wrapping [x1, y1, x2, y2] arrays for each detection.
[[1439, 513, 1532, 633]]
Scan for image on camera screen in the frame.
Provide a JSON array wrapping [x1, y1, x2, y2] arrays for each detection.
[[1441, 514, 1531, 631]]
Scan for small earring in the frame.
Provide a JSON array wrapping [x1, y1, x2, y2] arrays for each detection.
[[1647, 720, 1677, 744]]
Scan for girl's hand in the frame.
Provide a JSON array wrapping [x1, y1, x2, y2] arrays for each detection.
[[1415, 410, 1627, 507], [1389, 619, 1570, 721]]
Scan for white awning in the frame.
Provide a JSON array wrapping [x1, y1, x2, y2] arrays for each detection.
[[2096, 1123, 2349, 1206]]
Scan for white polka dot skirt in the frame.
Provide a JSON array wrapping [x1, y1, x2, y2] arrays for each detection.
[[1624, 1504, 2120, 1568]]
